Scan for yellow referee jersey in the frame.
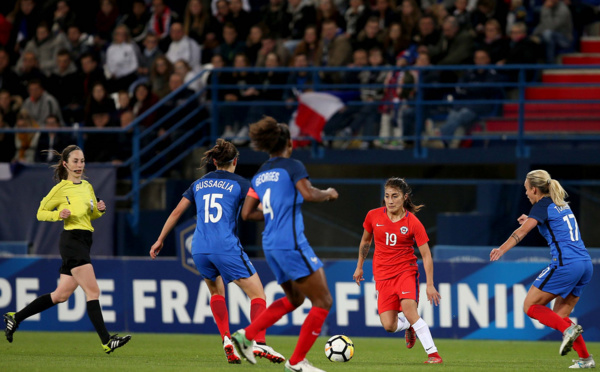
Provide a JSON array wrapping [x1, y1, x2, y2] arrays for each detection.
[[37, 180, 105, 232]]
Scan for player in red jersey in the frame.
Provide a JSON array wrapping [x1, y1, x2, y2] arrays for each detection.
[[353, 177, 442, 364]]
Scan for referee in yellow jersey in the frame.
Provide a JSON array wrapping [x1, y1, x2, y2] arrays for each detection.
[[3, 145, 131, 354]]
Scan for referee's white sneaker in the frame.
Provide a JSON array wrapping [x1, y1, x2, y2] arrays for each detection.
[[284, 358, 326, 372], [560, 324, 584, 356], [254, 343, 285, 363], [570, 355, 596, 369]]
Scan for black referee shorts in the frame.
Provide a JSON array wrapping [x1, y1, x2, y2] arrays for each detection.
[[59, 229, 93, 275]]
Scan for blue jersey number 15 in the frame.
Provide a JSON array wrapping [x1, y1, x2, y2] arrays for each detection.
[[203, 193, 223, 223]]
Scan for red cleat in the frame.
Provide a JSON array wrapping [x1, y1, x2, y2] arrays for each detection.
[[424, 356, 443, 364], [405, 327, 416, 349]]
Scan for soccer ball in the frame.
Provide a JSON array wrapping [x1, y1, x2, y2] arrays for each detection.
[[324, 335, 354, 362]]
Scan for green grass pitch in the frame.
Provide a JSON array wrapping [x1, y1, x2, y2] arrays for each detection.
[[1, 332, 597, 371]]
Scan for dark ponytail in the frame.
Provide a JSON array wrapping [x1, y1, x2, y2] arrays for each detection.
[[248, 116, 290, 155], [384, 177, 424, 214], [200, 139, 239, 169], [49, 145, 83, 182]]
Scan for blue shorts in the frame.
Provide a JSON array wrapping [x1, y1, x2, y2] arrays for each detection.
[[264, 246, 323, 285], [533, 260, 593, 298], [192, 252, 256, 284]]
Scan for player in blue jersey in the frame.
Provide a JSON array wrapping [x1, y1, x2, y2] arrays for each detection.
[[231, 117, 339, 372], [490, 170, 594, 369], [150, 139, 284, 365]]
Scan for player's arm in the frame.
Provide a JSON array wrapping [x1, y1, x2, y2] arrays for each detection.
[[353, 229, 373, 286], [37, 188, 63, 221], [241, 188, 264, 221], [295, 178, 338, 203], [150, 197, 192, 259], [418, 242, 441, 306], [490, 217, 538, 261]]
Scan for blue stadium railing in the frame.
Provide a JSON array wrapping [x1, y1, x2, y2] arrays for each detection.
[[2, 63, 600, 232]]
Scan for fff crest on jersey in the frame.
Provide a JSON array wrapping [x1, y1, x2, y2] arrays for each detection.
[[400, 226, 409, 235], [175, 218, 199, 275]]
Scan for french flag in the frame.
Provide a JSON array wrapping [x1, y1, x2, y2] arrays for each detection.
[[291, 92, 346, 145]]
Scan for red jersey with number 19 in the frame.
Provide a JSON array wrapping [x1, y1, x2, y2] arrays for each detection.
[[363, 207, 429, 281]]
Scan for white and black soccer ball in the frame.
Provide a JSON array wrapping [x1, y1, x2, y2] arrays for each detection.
[[324, 335, 354, 362]]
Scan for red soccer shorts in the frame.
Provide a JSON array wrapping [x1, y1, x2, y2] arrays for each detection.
[[376, 268, 419, 314]]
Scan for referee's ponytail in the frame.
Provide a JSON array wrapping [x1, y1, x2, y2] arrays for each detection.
[[48, 145, 83, 182]]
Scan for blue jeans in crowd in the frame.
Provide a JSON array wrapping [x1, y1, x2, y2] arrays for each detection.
[[439, 108, 479, 137], [541, 29, 572, 64]]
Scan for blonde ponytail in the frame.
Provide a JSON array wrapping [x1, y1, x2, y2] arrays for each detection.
[[526, 169, 568, 207]]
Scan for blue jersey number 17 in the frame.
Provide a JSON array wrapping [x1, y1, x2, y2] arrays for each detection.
[[562, 214, 580, 242]]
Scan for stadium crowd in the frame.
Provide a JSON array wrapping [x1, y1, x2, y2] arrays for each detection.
[[0, 0, 598, 162]]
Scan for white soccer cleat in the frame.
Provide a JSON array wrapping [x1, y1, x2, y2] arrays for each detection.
[[569, 356, 595, 369], [231, 329, 257, 364], [560, 324, 584, 356], [223, 336, 241, 364], [253, 343, 286, 363], [284, 358, 326, 372]]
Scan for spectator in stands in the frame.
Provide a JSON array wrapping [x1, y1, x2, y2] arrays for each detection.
[[451, 0, 472, 31], [6, 0, 43, 57], [0, 13, 10, 47], [346, 47, 389, 148], [34, 114, 70, 163], [0, 112, 16, 162], [148, 0, 178, 40], [14, 111, 40, 163], [106, 24, 141, 93], [355, 16, 384, 52], [260, 0, 290, 40], [84, 82, 116, 125], [84, 110, 119, 163], [344, 0, 369, 40], [505, 0, 528, 34], [138, 32, 163, 77], [470, 0, 495, 40], [131, 83, 159, 128], [316, 19, 352, 83], [428, 16, 474, 65], [14, 51, 46, 95], [246, 25, 264, 65], [399, 0, 422, 39], [255, 33, 290, 67], [413, 15, 441, 50], [51, 0, 77, 35], [0, 49, 22, 96], [476, 19, 509, 64], [16, 22, 69, 77], [94, 0, 121, 50], [283, 53, 313, 103], [218, 53, 255, 140], [0, 90, 21, 127], [212, 0, 230, 38], [65, 25, 93, 63], [383, 22, 412, 64], [294, 26, 320, 66], [116, 90, 132, 121], [433, 49, 504, 148], [533, 0, 573, 64], [121, 0, 151, 43], [371, 0, 396, 30], [165, 21, 202, 68], [215, 23, 246, 65], [150, 55, 174, 98], [316, 0, 346, 31], [245, 52, 289, 125], [183, 0, 218, 63], [173, 59, 203, 92], [501, 22, 540, 80], [78, 52, 106, 101], [284, 0, 318, 52], [22, 79, 64, 126], [47, 49, 80, 124], [227, 0, 253, 38]]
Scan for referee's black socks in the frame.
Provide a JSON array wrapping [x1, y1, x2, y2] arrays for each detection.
[[15, 293, 55, 323], [87, 300, 111, 344]]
